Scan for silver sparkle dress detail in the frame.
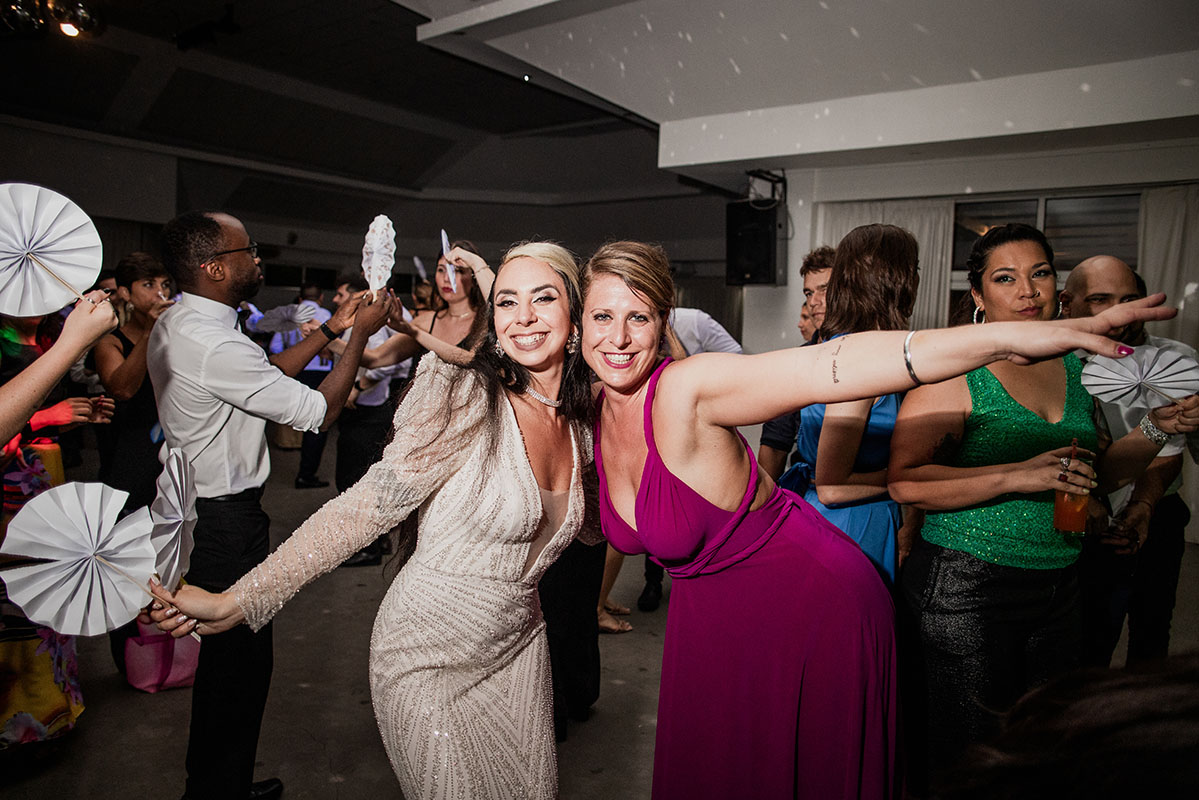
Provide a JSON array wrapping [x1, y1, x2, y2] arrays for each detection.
[[232, 354, 600, 799]]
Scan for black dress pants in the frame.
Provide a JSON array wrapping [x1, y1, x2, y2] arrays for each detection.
[[296, 369, 329, 480], [1079, 493, 1190, 668], [183, 492, 274, 800]]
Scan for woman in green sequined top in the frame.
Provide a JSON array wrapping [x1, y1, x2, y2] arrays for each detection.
[[887, 223, 1199, 789]]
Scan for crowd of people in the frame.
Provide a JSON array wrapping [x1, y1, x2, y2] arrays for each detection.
[[1, 208, 1196, 800]]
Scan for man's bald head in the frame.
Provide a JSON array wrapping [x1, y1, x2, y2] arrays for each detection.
[[1061, 255, 1142, 339]]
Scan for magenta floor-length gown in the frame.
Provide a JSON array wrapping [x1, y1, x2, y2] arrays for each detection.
[[595, 360, 901, 799]]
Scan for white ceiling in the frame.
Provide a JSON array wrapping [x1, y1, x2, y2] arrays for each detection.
[[405, 0, 1199, 183]]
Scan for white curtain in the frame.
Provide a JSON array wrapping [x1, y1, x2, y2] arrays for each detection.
[[815, 198, 954, 330], [1138, 184, 1199, 543], [1139, 184, 1199, 348]]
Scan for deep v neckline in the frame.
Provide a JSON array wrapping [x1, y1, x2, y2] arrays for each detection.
[[502, 392, 578, 578], [982, 360, 1069, 425]]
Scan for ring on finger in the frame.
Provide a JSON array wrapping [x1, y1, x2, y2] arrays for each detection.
[[1059, 456, 1071, 471], [1057, 470, 1069, 482]]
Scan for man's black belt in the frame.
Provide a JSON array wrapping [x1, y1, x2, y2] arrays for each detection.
[[198, 485, 265, 503]]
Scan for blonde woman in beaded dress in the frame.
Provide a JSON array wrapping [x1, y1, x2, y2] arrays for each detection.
[[149, 242, 600, 800]]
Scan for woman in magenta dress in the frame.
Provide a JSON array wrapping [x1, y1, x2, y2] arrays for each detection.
[[580, 239, 1175, 800]]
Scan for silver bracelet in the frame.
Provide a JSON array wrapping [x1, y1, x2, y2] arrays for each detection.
[[1139, 414, 1171, 447], [903, 330, 923, 386]]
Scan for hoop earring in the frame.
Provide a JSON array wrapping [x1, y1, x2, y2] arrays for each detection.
[[566, 331, 580, 354], [973, 306, 985, 324]]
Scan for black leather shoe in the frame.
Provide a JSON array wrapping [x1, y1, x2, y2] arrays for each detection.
[[294, 476, 330, 489], [248, 778, 283, 800], [342, 549, 382, 568], [637, 581, 662, 612]]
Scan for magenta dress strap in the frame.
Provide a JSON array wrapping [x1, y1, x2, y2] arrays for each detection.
[[595, 358, 782, 578]]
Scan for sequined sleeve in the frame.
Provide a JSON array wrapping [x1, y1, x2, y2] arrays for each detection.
[[232, 354, 486, 631]]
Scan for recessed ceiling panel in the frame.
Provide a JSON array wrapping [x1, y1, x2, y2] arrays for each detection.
[[142, 69, 455, 186], [107, 0, 610, 134]]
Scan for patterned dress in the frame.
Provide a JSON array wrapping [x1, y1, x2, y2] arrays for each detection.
[[233, 354, 600, 799]]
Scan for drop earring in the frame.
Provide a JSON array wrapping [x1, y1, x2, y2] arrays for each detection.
[[492, 340, 504, 357], [566, 331, 580, 354]]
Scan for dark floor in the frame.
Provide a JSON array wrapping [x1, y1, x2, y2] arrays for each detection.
[[2, 432, 1197, 798]]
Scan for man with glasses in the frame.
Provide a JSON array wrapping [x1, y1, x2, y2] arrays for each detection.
[[148, 211, 388, 800]]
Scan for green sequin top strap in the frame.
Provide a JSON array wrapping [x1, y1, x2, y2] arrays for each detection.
[[921, 353, 1099, 569]]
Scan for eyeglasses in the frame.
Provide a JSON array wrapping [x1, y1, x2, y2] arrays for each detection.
[[206, 242, 258, 262]]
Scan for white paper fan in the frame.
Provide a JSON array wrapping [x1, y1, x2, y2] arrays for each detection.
[[0, 182, 101, 315], [149, 448, 197, 592], [362, 215, 396, 293], [0, 483, 156, 636], [1082, 345, 1199, 409], [440, 228, 457, 293]]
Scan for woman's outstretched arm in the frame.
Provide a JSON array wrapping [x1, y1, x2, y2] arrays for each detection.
[[149, 355, 485, 637], [677, 295, 1174, 430]]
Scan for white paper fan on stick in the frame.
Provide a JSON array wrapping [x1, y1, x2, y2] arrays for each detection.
[[0, 183, 101, 315], [362, 215, 396, 294], [1082, 345, 1199, 409], [0, 483, 156, 636], [440, 228, 457, 293], [149, 448, 197, 592]]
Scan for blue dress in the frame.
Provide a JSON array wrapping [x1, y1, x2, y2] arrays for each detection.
[[780, 392, 902, 583]]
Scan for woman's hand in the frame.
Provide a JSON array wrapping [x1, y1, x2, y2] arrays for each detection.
[[1002, 294, 1175, 365], [147, 294, 175, 321], [143, 580, 245, 638], [445, 246, 488, 276], [1009, 446, 1097, 495], [86, 395, 114, 423], [31, 396, 108, 429], [1148, 395, 1199, 436], [59, 291, 118, 348]]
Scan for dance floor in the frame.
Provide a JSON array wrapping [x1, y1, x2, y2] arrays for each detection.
[[3, 430, 1196, 798]]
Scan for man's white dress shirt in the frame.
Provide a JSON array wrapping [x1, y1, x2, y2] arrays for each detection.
[[668, 308, 743, 356], [148, 292, 327, 498]]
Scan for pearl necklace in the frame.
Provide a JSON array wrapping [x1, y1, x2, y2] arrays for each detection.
[[524, 386, 562, 408]]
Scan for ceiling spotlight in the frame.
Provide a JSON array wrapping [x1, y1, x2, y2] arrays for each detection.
[[48, 0, 99, 37]]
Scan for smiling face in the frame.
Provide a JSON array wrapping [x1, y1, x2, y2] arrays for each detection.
[[582, 272, 663, 395], [492, 256, 572, 374], [972, 239, 1057, 323], [435, 256, 475, 304]]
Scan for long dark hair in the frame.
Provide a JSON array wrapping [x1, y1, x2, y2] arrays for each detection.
[[468, 241, 593, 423], [821, 224, 919, 337], [385, 241, 593, 569], [431, 238, 488, 346]]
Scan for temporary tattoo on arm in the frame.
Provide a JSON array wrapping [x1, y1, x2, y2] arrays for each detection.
[[830, 342, 842, 384]]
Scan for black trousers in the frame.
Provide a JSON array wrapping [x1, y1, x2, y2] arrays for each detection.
[[184, 493, 274, 800], [1079, 493, 1190, 668], [538, 538, 605, 741], [335, 400, 394, 493], [297, 369, 329, 479], [899, 539, 1080, 791]]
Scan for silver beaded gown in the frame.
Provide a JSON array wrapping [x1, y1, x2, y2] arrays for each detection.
[[232, 354, 600, 799]]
